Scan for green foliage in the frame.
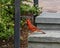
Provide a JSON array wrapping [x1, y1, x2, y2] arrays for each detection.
[[20, 3, 42, 16], [0, 0, 14, 40], [0, 0, 42, 40]]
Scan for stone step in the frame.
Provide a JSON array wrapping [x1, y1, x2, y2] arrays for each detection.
[[37, 23, 60, 30], [28, 30, 60, 48], [28, 42, 60, 48], [35, 12, 60, 30], [35, 17, 60, 24], [28, 30, 60, 42], [35, 12, 60, 24]]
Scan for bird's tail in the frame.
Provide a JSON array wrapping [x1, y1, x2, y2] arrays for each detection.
[[36, 28, 46, 34]]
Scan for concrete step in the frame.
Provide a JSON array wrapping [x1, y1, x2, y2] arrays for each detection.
[[28, 30, 60, 48], [37, 23, 60, 30], [35, 12, 60, 24], [28, 30, 60, 42], [35, 12, 60, 30]]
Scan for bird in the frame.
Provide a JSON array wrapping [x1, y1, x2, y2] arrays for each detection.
[[26, 18, 45, 34]]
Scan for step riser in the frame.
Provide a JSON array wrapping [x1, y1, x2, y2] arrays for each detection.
[[35, 18, 60, 24], [28, 43, 60, 48], [37, 24, 60, 30]]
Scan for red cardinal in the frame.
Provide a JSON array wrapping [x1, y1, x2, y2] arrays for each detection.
[[26, 18, 45, 34]]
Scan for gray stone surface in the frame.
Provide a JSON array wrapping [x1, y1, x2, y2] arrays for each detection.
[[35, 12, 60, 30], [28, 43, 60, 48], [28, 31, 60, 43], [35, 12, 60, 24], [28, 30, 60, 48], [37, 24, 60, 30]]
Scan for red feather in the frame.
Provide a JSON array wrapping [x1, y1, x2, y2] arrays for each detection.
[[26, 19, 45, 34]]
